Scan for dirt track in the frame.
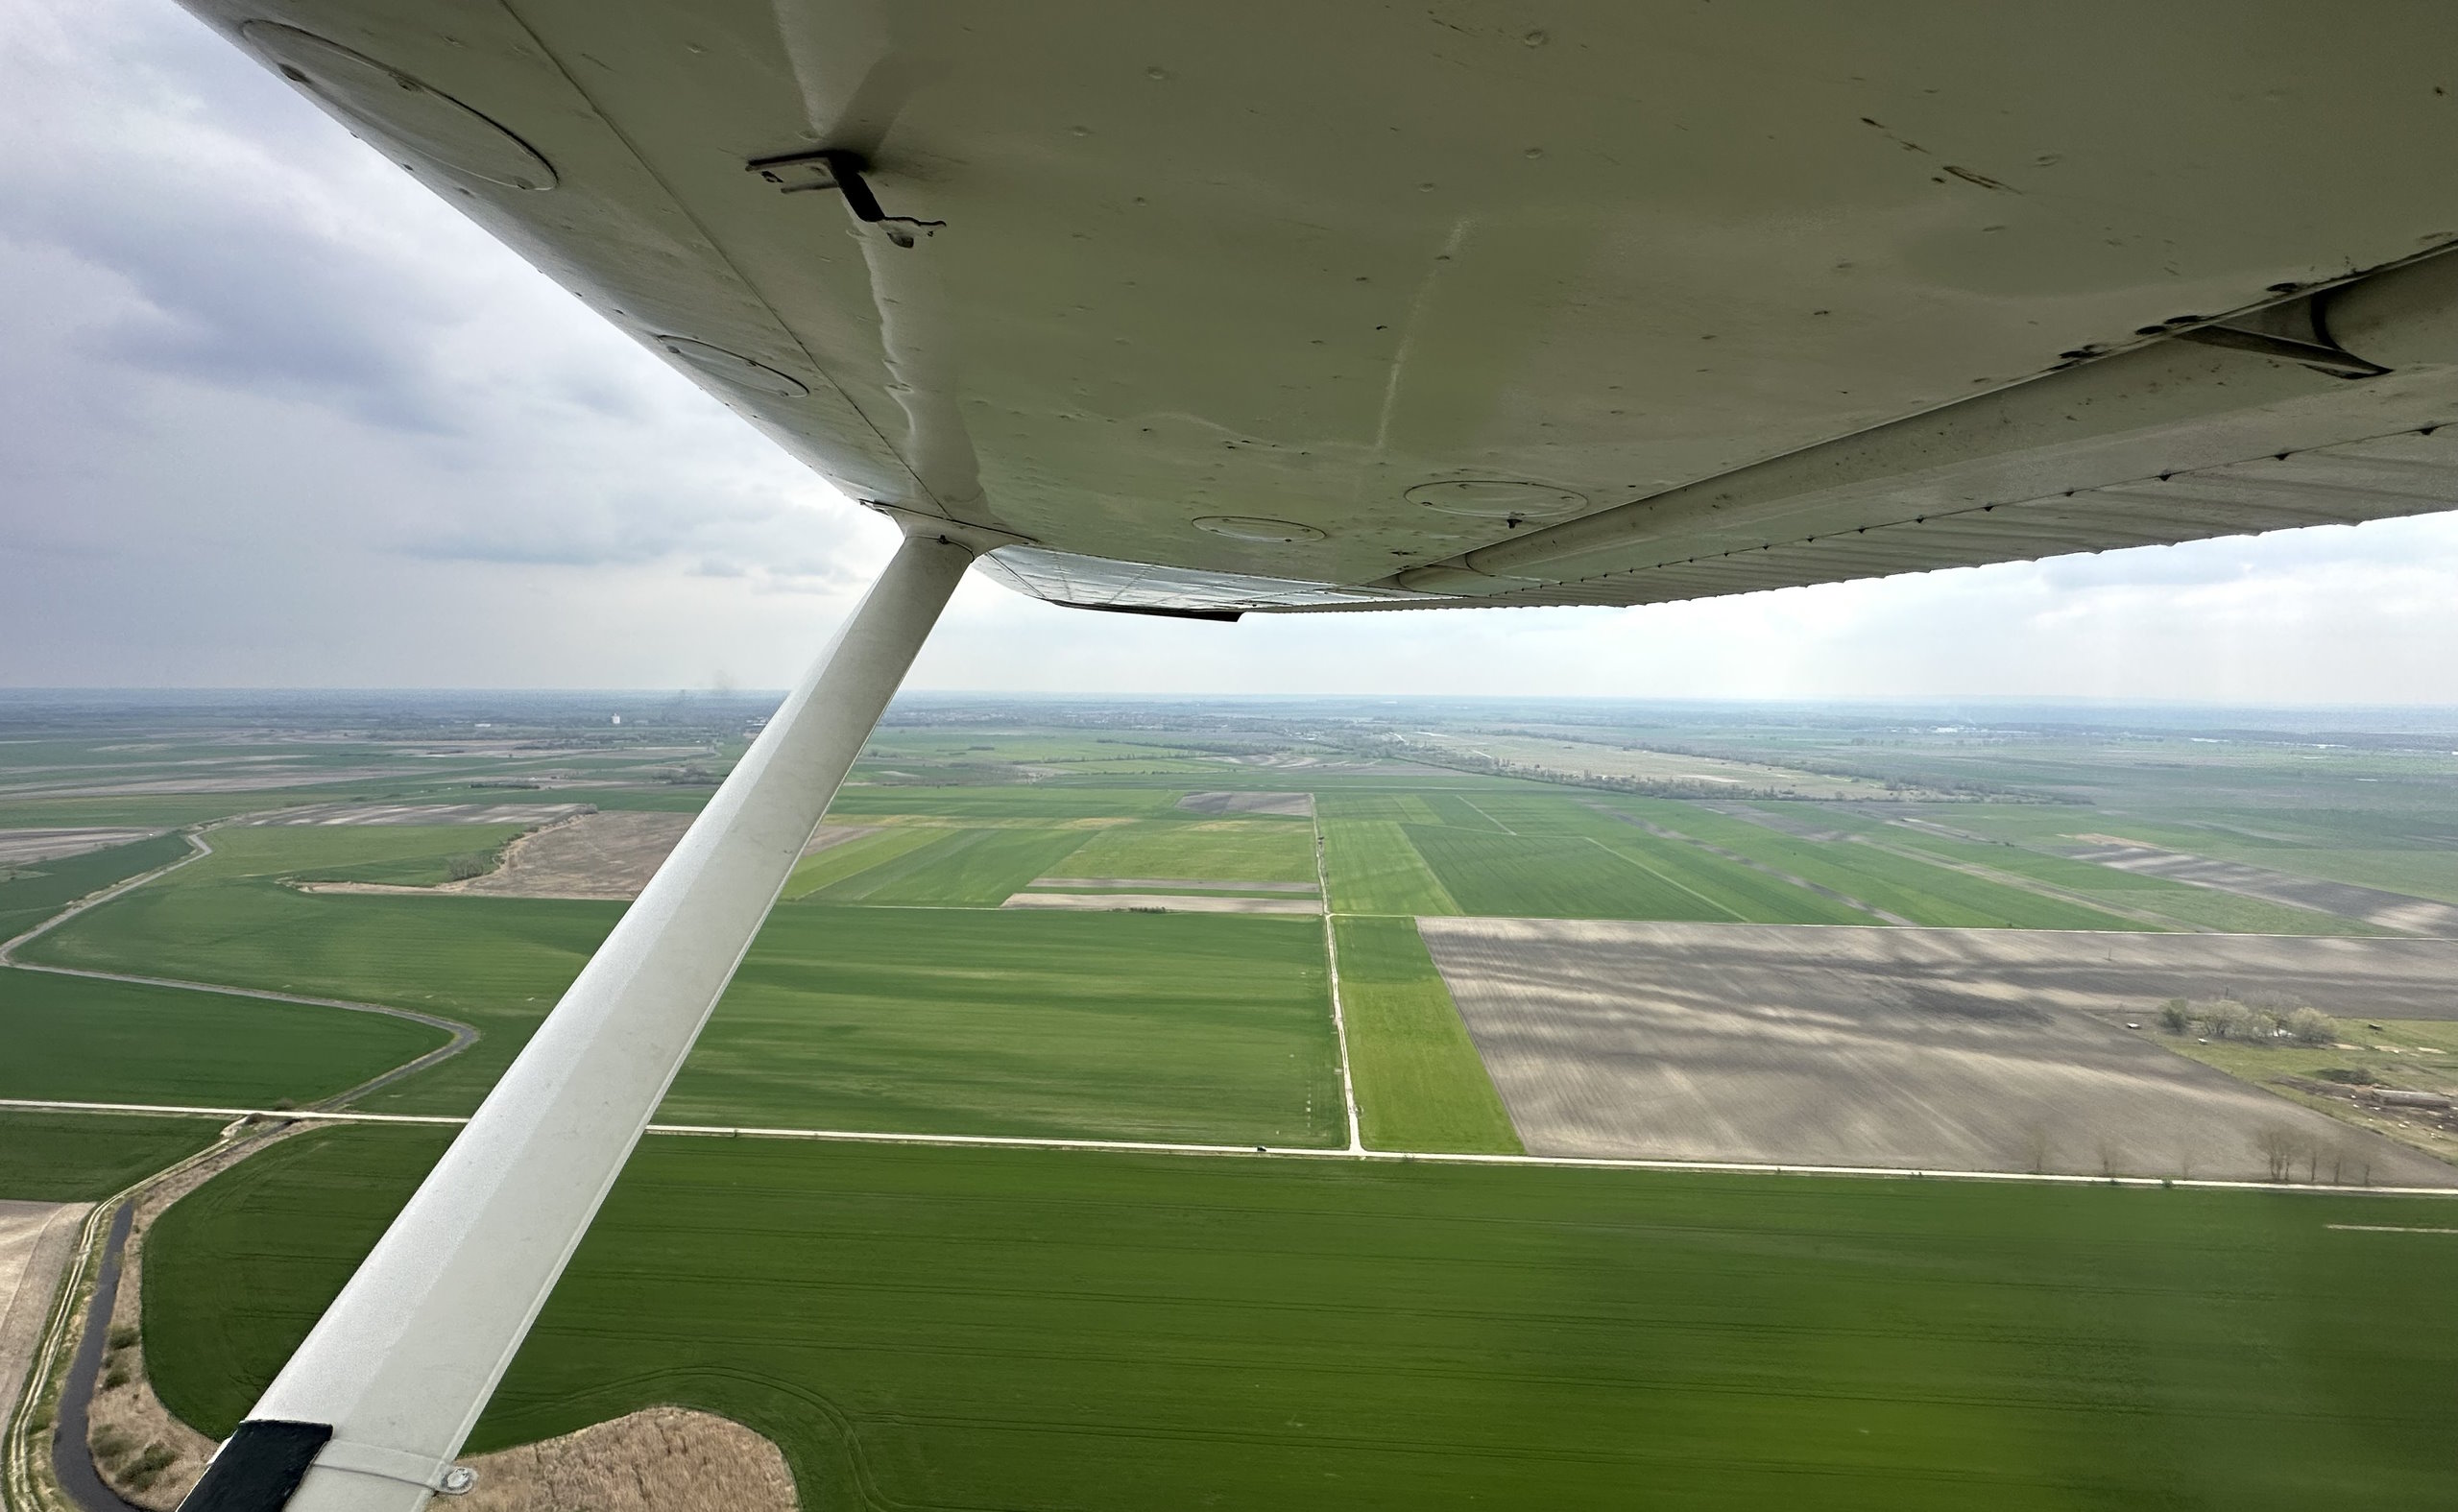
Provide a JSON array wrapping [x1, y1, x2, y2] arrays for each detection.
[[0, 1201, 87, 1440], [1421, 919, 2458, 1185]]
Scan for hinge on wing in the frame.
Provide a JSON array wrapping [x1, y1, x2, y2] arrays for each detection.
[[2167, 289, 2390, 379], [2171, 324, 2388, 379], [747, 149, 946, 245]]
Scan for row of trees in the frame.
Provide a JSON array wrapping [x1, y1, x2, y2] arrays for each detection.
[[2157, 996, 2336, 1045]]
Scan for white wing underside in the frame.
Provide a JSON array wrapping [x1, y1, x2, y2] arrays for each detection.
[[179, 0, 2458, 620]]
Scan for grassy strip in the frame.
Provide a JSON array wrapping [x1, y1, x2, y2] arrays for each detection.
[[662, 906, 1342, 1145], [1335, 916, 1520, 1153], [1320, 819, 1457, 915], [152, 1129, 2458, 1510], [0, 969, 446, 1108], [0, 1111, 222, 1201]]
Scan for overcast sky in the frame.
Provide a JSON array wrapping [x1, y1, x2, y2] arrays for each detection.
[[6, 2, 2458, 703]]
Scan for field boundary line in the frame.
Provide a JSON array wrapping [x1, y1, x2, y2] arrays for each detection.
[[1313, 814, 1364, 1151], [11, 1098, 2457, 1198], [1578, 835, 1745, 924]]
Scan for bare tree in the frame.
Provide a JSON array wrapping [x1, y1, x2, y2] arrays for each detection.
[[2253, 1125, 2300, 1182]]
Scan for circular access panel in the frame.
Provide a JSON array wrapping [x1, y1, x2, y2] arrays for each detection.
[[240, 23, 558, 191], [1404, 479, 1588, 519], [652, 337, 811, 397], [1192, 516, 1326, 543]]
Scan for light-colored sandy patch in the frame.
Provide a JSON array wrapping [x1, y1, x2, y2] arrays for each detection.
[[1031, 876, 1319, 894], [1002, 892, 1322, 915], [456, 1406, 796, 1512], [0, 829, 160, 867], [1420, 918, 2458, 1185], [0, 1200, 89, 1435], [1174, 791, 1315, 817]]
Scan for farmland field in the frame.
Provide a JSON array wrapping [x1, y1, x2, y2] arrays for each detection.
[[13, 693, 2458, 1512], [663, 906, 1342, 1144], [20, 831, 619, 1115], [148, 1128, 2458, 1511], [0, 1112, 221, 1202], [1619, 800, 2156, 930], [1318, 819, 1457, 915], [796, 825, 1096, 906], [0, 830, 191, 941], [1334, 916, 1520, 1153], [1406, 824, 1737, 921], [0, 970, 446, 1108], [1055, 817, 1317, 882]]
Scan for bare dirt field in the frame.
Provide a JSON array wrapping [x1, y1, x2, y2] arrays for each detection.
[[1001, 892, 1322, 916], [1175, 791, 1315, 817], [1418, 919, 2458, 1184], [0, 828, 159, 867], [0, 1200, 87, 1435], [2076, 839, 2458, 936]]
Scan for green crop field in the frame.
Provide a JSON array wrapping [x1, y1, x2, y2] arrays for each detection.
[[663, 906, 1340, 1144], [823, 787, 1181, 820], [1788, 806, 2380, 935], [779, 825, 949, 899], [1576, 822, 1883, 924], [150, 1129, 2458, 1511], [0, 830, 192, 941], [1057, 818, 1317, 882], [1406, 824, 1737, 921], [1319, 819, 1457, 915], [1334, 916, 1519, 1153], [1621, 801, 2156, 930], [0, 970, 445, 1108], [21, 828, 621, 1115], [800, 826, 1096, 906], [0, 1111, 222, 1201]]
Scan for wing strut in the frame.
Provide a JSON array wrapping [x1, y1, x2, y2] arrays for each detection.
[[177, 530, 977, 1512]]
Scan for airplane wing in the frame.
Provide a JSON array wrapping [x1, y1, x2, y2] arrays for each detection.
[[188, 2, 2458, 618], [156, 4, 2458, 1507]]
